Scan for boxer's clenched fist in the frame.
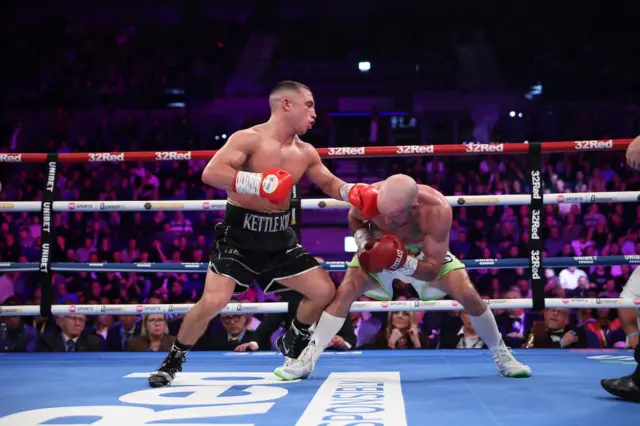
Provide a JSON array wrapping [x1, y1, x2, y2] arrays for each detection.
[[234, 168, 293, 205], [341, 183, 379, 219], [358, 233, 418, 275]]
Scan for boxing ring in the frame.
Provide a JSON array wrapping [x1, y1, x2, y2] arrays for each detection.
[[1, 138, 639, 425]]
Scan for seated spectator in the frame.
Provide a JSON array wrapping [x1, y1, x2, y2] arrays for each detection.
[[455, 312, 488, 349], [366, 312, 428, 349], [37, 315, 104, 352], [524, 309, 584, 349], [584, 308, 626, 348], [496, 290, 534, 348], [127, 314, 174, 352], [350, 309, 381, 348], [199, 313, 258, 351], [235, 291, 356, 352], [106, 314, 142, 351], [558, 266, 588, 292], [0, 296, 38, 352]]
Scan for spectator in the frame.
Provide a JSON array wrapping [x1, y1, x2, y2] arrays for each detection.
[[558, 266, 588, 292], [367, 312, 428, 349], [455, 312, 488, 349], [200, 313, 258, 351], [37, 315, 104, 352], [106, 314, 142, 351], [127, 314, 174, 352], [584, 308, 626, 348], [0, 297, 38, 352], [525, 309, 583, 349]]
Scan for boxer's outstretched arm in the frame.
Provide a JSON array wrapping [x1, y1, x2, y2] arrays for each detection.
[[304, 145, 348, 201], [202, 130, 259, 190], [413, 205, 452, 282]]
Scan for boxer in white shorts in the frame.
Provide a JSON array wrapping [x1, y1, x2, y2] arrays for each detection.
[[601, 135, 640, 401], [275, 174, 531, 380]]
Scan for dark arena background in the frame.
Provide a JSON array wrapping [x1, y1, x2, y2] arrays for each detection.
[[1, 1, 640, 425]]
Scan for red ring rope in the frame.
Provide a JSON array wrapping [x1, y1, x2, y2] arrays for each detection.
[[0, 139, 630, 163]]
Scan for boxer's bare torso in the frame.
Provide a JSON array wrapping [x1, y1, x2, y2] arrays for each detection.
[[223, 124, 316, 213], [367, 182, 451, 248]]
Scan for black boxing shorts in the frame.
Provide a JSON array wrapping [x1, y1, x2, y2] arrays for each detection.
[[209, 203, 320, 294]]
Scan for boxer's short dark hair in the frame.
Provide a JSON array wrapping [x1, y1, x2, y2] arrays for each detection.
[[270, 80, 310, 95]]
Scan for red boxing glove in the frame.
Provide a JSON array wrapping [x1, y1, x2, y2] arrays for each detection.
[[359, 233, 418, 276], [233, 168, 293, 205], [341, 183, 379, 219]]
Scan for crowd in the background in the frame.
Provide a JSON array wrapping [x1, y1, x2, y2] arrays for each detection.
[[2, 7, 640, 355], [1, 110, 639, 354]]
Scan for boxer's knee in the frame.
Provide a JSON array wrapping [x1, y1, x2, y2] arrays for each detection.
[[330, 268, 370, 315], [197, 292, 229, 319], [437, 270, 486, 316], [314, 280, 336, 306], [197, 272, 236, 318]]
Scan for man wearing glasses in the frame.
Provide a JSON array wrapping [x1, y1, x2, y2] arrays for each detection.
[[37, 315, 103, 352], [197, 313, 258, 351]]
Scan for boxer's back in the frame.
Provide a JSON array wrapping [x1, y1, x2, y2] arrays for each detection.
[[227, 125, 311, 213]]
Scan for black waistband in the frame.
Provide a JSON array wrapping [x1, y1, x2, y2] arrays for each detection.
[[223, 203, 292, 233]]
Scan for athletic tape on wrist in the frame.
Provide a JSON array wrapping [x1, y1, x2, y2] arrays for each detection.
[[340, 183, 354, 202], [235, 171, 261, 195], [354, 228, 371, 251], [397, 256, 418, 276]]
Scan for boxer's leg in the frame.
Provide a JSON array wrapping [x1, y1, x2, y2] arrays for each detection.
[[149, 269, 237, 387], [275, 258, 384, 380], [600, 268, 640, 401], [431, 267, 531, 378]]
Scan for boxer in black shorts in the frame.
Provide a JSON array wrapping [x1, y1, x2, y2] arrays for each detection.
[[210, 204, 320, 295], [148, 81, 379, 387]]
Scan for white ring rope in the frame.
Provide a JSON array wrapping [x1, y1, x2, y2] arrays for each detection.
[[1, 298, 638, 317], [0, 191, 637, 212]]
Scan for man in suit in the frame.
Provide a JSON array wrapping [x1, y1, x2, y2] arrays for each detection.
[[106, 315, 142, 351], [37, 315, 104, 352], [198, 313, 258, 351], [349, 310, 380, 348], [1, 296, 39, 352], [234, 291, 357, 352]]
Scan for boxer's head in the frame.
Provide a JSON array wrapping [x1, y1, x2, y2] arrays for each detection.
[[269, 80, 316, 136], [377, 174, 418, 226]]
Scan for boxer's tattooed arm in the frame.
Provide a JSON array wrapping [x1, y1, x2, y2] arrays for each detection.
[[304, 144, 349, 201], [413, 205, 452, 282]]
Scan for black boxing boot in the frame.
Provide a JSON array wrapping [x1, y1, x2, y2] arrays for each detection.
[[276, 318, 312, 359], [600, 344, 640, 402], [148, 340, 190, 388]]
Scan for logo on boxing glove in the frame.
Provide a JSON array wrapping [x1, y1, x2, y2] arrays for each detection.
[[261, 174, 279, 194]]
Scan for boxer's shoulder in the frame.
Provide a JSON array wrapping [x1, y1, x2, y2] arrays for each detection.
[[225, 128, 262, 151]]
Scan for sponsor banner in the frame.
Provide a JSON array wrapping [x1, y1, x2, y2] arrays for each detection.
[[144, 202, 185, 210], [327, 147, 366, 156], [0, 153, 22, 162], [68, 305, 98, 314], [465, 143, 504, 153], [100, 305, 124, 313], [396, 145, 434, 155], [100, 202, 125, 210], [456, 196, 500, 206], [88, 153, 125, 162], [68, 202, 95, 210], [0, 203, 14, 209], [154, 151, 192, 161], [296, 372, 407, 426], [574, 140, 613, 150]]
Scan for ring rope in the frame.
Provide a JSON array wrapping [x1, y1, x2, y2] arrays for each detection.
[[1, 255, 638, 273], [1, 298, 638, 317], [0, 191, 637, 212], [0, 139, 630, 163]]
